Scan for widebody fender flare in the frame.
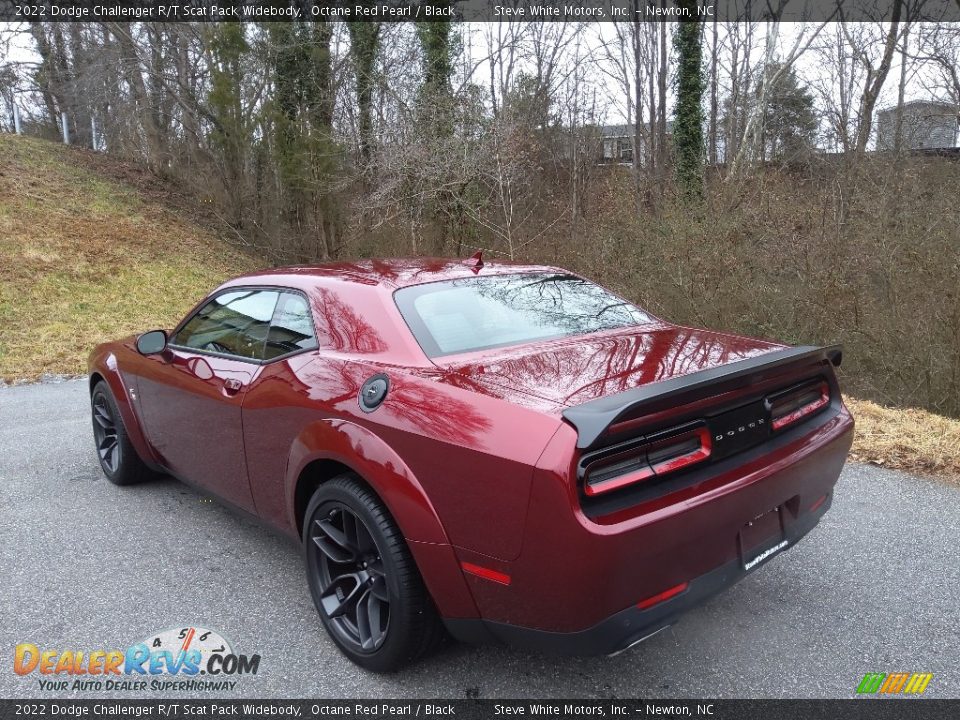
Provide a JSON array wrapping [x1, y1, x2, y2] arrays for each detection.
[[89, 349, 159, 469], [285, 418, 480, 618], [285, 417, 448, 545]]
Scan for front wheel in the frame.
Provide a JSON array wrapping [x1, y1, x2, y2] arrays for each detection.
[[91, 381, 153, 485], [303, 475, 444, 671]]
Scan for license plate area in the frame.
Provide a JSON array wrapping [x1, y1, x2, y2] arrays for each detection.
[[739, 506, 787, 572]]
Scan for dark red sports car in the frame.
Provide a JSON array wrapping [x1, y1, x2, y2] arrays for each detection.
[[88, 257, 853, 671]]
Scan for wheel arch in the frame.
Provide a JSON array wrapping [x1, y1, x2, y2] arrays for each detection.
[[287, 419, 481, 620], [286, 419, 449, 546], [293, 458, 360, 538], [88, 354, 158, 469], [89, 371, 106, 394]]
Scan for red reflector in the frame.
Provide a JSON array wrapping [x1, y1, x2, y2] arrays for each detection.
[[461, 562, 511, 586], [637, 582, 689, 611], [809, 494, 828, 512], [771, 381, 830, 431]]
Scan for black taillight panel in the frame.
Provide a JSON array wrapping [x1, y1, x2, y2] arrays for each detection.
[[579, 375, 836, 506]]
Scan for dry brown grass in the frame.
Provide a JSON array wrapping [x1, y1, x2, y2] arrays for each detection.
[[3, 135, 958, 484], [846, 397, 960, 483], [0, 134, 257, 381]]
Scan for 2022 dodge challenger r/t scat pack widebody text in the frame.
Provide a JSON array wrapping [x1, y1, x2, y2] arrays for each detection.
[[88, 256, 853, 671]]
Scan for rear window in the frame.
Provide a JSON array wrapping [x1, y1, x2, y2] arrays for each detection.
[[394, 273, 652, 357]]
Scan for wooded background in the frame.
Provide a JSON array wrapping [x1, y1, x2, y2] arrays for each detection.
[[1, 9, 959, 417]]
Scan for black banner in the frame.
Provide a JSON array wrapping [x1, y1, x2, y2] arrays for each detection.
[[0, 0, 958, 23], [1, 700, 959, 720]]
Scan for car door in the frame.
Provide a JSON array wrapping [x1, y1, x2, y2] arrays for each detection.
[[136, 288, 280, 512], [242, 291, 322, 527]]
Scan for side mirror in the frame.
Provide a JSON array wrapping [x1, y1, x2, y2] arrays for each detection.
[[136, 330, 168, 356]]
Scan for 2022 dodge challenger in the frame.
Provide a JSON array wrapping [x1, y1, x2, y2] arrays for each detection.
[[88, 256, 853, 671]]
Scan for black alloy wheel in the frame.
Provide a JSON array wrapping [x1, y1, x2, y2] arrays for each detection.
[[92, 391, 121, 475], [303, 475, 445, 671], [311, 504, 391, 652]]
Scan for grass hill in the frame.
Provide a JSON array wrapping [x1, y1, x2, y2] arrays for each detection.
[[0, 134, 255, 381], [0, 133, 956, 482]]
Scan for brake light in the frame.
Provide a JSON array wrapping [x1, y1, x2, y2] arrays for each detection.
[[647, 427, 712, 475], [769, 380, 830, 431], [583, 425, 712, 497], [583, 460, 654, 496]]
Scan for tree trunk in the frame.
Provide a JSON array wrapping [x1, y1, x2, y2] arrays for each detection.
[[708, 12, 718, 166], [893, 22, 910, 154], [854, 1, 902, 155], [347, 20, 381, 163], [673, 0, 704, 199], [108, 22, 165, 171]]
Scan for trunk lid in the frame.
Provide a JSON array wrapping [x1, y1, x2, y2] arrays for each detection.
[[435, 324, 783, 411]]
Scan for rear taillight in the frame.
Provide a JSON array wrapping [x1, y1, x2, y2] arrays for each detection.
[[647, 426, 712, 475], [768, 380, 830, 431], [584, 425, 712, 497]]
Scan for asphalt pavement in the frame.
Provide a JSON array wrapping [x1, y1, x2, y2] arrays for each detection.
[[1, 379, 958, 699]]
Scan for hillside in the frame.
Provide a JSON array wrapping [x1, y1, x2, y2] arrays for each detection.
[[0, 134, 256, 382], [0, 134, 957, 483]]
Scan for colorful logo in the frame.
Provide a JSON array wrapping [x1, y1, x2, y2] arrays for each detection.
[[856, 672, 933, 695], [14, 627, 260, 692]]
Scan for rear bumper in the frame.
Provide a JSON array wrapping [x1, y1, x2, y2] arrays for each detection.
[[447, 406, 852, 640], [445, 493, 830, 656]]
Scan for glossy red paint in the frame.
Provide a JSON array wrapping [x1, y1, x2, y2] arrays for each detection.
[[88, 257, 854, 651]]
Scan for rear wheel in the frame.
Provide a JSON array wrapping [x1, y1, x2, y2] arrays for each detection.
[[303, 474, 444, 672], [91, 381, 153, 485]]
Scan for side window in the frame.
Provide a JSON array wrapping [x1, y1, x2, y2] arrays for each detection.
[[174, 290, 279, 360], [264, 292, 318, 361]]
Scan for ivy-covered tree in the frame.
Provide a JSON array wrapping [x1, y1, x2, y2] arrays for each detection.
[[267, 19, 340, 257], [672, 0, 705, 199], [416, 3, 455, 137], [347, 18, 381, 162], [207, 22, 251, 226]]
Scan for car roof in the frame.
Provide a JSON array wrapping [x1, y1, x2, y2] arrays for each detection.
[[223, 257, 567, 293]]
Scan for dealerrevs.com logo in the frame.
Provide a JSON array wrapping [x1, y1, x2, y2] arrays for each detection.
[[14, 626, 261, 693]]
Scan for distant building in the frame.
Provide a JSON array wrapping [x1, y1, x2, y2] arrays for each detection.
[[597, 122, 674, 165], [876, 100, 959, 151], [598, 124, 635, 164]]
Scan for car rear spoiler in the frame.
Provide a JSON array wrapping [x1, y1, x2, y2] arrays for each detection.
[[562, 344, 843, 449]]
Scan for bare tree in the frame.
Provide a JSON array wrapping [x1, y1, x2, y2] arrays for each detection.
[[844, 0, 904, 153], [728, 19, 830, 177]]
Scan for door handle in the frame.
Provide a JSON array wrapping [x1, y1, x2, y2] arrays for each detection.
[[223, 378, 243, 394]]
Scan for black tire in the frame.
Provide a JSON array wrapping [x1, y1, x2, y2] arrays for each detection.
[[303, 474, 445, 672], [90, 381, 153, 486]]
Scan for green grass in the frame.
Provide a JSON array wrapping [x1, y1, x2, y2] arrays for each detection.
[[0, 134, 257, 381]]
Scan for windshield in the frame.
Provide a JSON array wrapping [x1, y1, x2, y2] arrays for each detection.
[[394, 273, 653, 357]]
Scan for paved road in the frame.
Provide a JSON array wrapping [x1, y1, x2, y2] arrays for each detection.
[[1, 379, 958, 700]]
